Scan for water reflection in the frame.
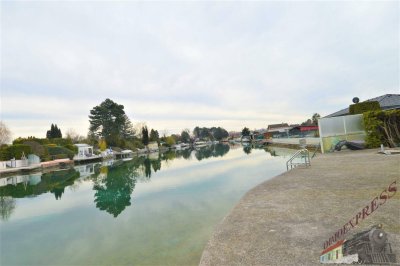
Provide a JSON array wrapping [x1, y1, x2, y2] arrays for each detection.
[[92, 161, 139, 217], [0, 168, 79, 200], [243, 145, 252, 154], [0, 144, 287, 220], [0, 196, 16, 221]]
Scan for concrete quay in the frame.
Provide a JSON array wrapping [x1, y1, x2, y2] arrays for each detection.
[[200, 149, 400, 265]]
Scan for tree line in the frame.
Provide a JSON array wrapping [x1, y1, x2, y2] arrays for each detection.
[[87, 99, 231, 150]]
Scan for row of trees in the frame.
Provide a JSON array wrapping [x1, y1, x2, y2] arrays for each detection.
[[46, 124, 62, 139], [301, 113, 321, 126], [193, 127, 229, 141], [2, 98, 323, 156]]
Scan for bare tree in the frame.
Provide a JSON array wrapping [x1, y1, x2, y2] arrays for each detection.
[[133, 122, 147, 138], [0, 121, 12, 145], [65, 128, 85, 143]]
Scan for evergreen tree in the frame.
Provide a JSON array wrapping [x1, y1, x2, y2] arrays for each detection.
[[142, 126, 149, 146], [88, 99, 133, 146], [149, 129, 159, 143], [46, 123, 62, 139], [312, 113, 321, 125], [181, 130, 191, 143], [242, 127, 250, 137]]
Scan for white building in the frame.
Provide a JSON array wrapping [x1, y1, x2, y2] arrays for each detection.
[[74, 144, 94, 159]]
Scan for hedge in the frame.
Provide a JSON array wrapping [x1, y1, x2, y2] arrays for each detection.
[[363, 110, 400, 148], [46, 145, 75, 159], [13, 137, 73, 147], [0, 144, 32, 160], [349, 101, 380, 115]]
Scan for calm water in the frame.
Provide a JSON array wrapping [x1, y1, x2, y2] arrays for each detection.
[[0, 144, 293, 266]]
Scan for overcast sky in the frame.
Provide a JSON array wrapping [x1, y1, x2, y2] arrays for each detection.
[[1, 1, 399, 138]]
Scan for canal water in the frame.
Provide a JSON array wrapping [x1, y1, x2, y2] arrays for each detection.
[[0, 144, 292, 265]]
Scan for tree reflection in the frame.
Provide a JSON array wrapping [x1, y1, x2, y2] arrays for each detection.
[[93, 161, 139, 218], [264, 147, 277, 156], [0, 143, 240, 219], [51, 187, 65, 200], [0, 168, 79, 199], [180, 148, 192, 159], [195, 144, 230, 161], [144, 158, 152, 178], [0, 196, 16, 221], [243, 145, 252, 154], [151, 155, 162, 173], [213, 144, 230, 157]]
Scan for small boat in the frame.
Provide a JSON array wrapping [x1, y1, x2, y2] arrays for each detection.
[[334, 140, 365, 151]]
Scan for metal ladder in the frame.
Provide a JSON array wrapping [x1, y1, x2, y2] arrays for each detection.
[[286, 148, 311, 170]]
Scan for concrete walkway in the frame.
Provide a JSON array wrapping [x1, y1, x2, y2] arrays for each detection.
[[200, 149, 400, 265]]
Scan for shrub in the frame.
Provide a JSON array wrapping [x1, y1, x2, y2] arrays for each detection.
[[0, 144, 32, 160], [46, 145, 75, 160], [349, 101, 380, 115], [53, 154, 68, 160], [13, 137, 50, 145], [23, 141, 47, 157], [363, 110, 400, 148]]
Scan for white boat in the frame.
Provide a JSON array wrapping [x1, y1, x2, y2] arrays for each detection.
[[180, 143, 190, 149], [194, 141, 208, 147]]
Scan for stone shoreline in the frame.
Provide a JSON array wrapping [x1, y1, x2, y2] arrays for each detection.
[[200, 149, 400, 265]]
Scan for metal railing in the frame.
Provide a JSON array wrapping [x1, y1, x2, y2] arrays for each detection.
[[286, 148, 311, 170], [311, 143, 321, 159]]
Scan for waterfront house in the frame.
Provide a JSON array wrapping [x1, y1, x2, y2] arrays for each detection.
[[148, 142, 159, 152], [289, 125, 319, 137], [265, 123, 292, 138], [73, 144, 102, 163], [325, 94, 400, 118], [74, 144, 94, 158]]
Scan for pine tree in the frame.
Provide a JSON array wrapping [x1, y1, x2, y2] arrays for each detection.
[[88, 99, 134, 146], [142, 126, 149, 146]]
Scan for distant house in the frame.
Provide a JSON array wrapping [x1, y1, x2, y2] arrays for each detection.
[[289, 125, 319, 137], [325, 94, 400, 118], [265, 123, 292, 138], [148, 141, 159, 152]]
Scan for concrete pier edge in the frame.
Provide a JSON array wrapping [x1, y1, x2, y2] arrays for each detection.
[[200, 149, 400, 265]]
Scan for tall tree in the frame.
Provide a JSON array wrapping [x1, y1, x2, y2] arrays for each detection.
[[46, 123, 62, 138], [312, 113, 321, 125], [121, 114, 135, 140], [193, 127, 201, 139], [65, 128, 85, 143], [142, 126, 149, 146], [0, 121, 12, 145], [88, 99, 133, 146], [181, 130, 191, 143], [211, 127, 229, 140], [242, 127, 250, 136], [149, 129, 159, 143]]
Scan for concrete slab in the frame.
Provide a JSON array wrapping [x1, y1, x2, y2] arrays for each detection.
[[200, 149, 400, 265]]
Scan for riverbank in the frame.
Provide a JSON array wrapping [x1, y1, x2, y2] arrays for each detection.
[[200, 149, 400, 265]]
